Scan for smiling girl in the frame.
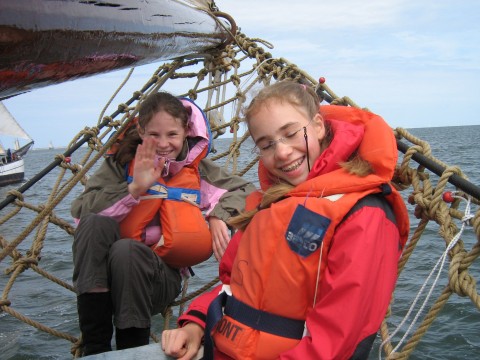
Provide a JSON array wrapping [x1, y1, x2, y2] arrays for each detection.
[[70, 92, 255, 356], [162, 81, 410, 360]]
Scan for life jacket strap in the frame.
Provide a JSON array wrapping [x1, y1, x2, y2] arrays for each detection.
[[126, 175, 201, 204], [224, 295, 305, 340], [204, 292, 227, 360], [204, 293, 305, 359]]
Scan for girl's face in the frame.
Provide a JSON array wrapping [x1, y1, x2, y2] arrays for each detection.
[[139, 110, 187, 160], [249, 100, 325, 186]]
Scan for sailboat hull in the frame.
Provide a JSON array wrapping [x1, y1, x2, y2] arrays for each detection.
[[0, 0, 231, 99], [0, 158, 25, 186]]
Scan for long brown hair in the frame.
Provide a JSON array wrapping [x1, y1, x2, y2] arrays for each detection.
[[114, 92, 189, 165], [229, 81, 373, 231]]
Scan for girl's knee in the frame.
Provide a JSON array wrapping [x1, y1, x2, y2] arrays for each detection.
[[109, 239, 150, 263], [109, 240, 155, 283], [110, 239, 132, 261]]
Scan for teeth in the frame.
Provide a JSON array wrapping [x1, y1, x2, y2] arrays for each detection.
[[282, 158, 303, 172]]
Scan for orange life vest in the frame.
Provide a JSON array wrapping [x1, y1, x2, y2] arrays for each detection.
[[117, 97, 213, 268], [119, 147, 212, 268], [210, 105, 410, 359]]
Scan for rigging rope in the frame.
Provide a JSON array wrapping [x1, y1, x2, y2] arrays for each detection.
[[0, 27, 479, 359]]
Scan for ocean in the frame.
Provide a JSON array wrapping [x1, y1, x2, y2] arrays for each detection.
[[0, 125, 479, 360]]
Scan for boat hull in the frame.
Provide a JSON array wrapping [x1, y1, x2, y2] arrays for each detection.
[[0, 158, 25, 186], [0, 0, 231, 99], [83, 343, 204, 359]]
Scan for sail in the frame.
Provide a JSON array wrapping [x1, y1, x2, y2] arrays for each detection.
[[0, 102, 31, 140]]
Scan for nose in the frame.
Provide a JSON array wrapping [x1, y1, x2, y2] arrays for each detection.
[[156, 136, 169, 148], [273, 140, 292, 159]]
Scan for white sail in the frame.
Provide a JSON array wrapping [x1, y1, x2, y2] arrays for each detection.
[[0, 101, 31, 140]]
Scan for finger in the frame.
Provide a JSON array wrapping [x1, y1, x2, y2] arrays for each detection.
[[213, 230, 226, 260], [143, 138, 157, 158], [162, 332, 188, 357], [213, 240, 221, 261], [161, 331, 169, 351], [179, 347, 197, 360], [218, 230, 230, 253], [135, 142, 145, 159]]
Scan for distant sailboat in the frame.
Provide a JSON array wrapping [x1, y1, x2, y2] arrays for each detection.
[[48, 140, 54, 150], [0, 101, 34, 186]]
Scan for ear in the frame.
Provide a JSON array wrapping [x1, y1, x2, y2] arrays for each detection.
[[313, 113, 325, 140]]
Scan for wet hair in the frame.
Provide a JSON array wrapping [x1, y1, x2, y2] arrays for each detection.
[[115, 92, 189, 165], [229, 80, 373, 231]]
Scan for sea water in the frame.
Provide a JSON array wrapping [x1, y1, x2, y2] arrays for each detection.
[[0, 125, 479, 360]]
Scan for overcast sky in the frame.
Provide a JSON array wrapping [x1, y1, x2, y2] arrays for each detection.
[[2, 0, 479, 149]]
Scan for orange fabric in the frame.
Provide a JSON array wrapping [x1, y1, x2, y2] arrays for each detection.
[[119, 147, 213, 268], [213, 189, 385, 358], [211, 105, 409, 358]]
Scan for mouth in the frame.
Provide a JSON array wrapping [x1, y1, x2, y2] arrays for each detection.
[[280, 156, 305, 172], [156, 151, 172, 157]]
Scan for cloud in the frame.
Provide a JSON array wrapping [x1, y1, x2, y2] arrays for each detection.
[[217, 0, 410, 31], [3, 0, 480, 149]]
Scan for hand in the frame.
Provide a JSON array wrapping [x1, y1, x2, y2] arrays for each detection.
[[161, 323, 203, 360], [128, 137, 165, 199], [209, 216, 231, 261]]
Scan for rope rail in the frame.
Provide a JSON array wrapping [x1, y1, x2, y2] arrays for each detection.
[[0, 26, 479, 360]]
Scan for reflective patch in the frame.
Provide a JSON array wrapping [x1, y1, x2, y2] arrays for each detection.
[[149, 183, 168, 196], [285, 205, 331, 257]]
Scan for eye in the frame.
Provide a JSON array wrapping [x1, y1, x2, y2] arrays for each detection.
[[285, 128, 301, 139], [257, 141, 274, 151], [146, 132, 159, 139]]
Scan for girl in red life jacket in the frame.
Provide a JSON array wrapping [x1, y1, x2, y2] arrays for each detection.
[[161, 81, 409, 360], [71, 92, 255, 356]]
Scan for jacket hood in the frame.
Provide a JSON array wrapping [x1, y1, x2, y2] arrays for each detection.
[[258, 105, 398, 195], [164, 98, 211, 176]]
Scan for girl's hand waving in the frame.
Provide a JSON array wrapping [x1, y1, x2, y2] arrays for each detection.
[[128, 137, 165, 199]]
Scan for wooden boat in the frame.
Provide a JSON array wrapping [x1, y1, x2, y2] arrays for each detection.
[[0, 0, 233, 100], [0, 101, 34, 186]]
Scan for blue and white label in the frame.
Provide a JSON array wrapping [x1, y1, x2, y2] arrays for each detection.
[[285, 205, 331, 258]]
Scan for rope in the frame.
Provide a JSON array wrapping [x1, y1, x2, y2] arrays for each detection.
[[0, 28, 478, 360]]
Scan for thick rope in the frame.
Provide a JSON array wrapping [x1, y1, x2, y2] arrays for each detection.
[[0, 30, 478, 360]]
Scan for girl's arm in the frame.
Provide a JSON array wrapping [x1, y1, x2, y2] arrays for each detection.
[[198, 158, 256, 259], [71, 139, 164, 223], [176, 230, 242, 327], [71, 157, 135, 221], [198, 158, 256, 220]]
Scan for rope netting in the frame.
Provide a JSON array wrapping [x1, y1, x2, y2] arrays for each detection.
[[0, 28, 479, 359]]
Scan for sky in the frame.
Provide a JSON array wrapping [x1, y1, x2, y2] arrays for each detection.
[[1, 0, 479, 149]]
